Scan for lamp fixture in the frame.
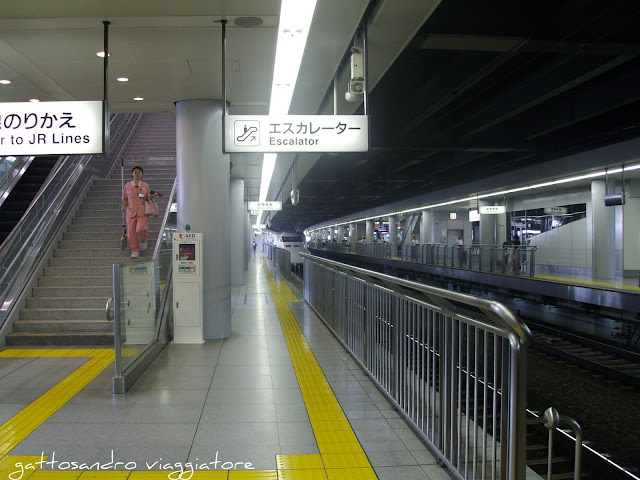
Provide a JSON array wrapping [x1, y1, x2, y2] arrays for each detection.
[[0, 80, 11, 85], [117, 77, 129, 82], [258, 0, 317, 203]]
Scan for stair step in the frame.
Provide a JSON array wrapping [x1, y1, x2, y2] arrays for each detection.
[[13, 320, 114, 333], [49, 256, 152, 267], [21, 308, 106, 320], [44, 266, 113, 277], [32, 286, 112, 297], [67, 224, 161, 233], [5, 332, 114, 346], [58, 240, 157, 249], [39, 276, 112, 287], [27, 297, 110, 309]]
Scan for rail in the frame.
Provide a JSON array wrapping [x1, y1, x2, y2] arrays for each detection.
[[302, 252, 532, 480], [0, 113, 139, 333], [112, 178, 177, 393]]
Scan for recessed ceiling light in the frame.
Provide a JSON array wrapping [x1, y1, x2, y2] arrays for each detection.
[[29, 98, 39, 102], [96, 51, 111, 57], [117, 77, 128, 82], [0, 80, 11, 85], [133, 97, 143, 101], [6, 156, 16, 161]]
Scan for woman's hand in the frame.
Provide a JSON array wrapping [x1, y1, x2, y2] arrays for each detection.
[[121, 202, 126, 213]]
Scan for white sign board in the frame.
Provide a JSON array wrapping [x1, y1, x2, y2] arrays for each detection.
[[0, 101, 103, 155], [225, 115, 368, 153], [479, 205, 506, 214], [469, 210, 480, 222], [449, 212, 457, 220], [544, 206, 568, 215], [250, 210, 260, 216], [248, 201, 282, 211], [252, 224, 266, 229]]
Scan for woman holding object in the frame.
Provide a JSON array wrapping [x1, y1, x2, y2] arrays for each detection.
[[121, 165, 155, 258]]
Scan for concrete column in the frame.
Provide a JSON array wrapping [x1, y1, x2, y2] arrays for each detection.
[[420, 210, 432, 244], [388, 215, 398, 252], [366, 220, 374, 242], [337, 225, 344, 243], [176, 99, 231, 339], [592, 180, 616, 278], [479, 199, 497, 245], [230, 179, 245, 286], [244, 206, 250, 267]]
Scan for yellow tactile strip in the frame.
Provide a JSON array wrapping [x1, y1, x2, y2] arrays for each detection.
[[536, 274, 640, 291], [263, 261, 378, 480], [0, 259, 377, 480]]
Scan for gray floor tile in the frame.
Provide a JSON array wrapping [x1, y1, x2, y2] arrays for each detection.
[[191, 422, 280, 449], [200, 402, 277, 423], [375, 465, 433, 480], [273, 388, 304, 404], [108, 423, 198, 447], [277, 422, 315, 445], [124, 388, 208, 406], [369, 450, 419, 467], [275, 402, 309, 422], [207, 388, 275, 405], [188, 445, 279, 471], [411, 449, 440, 465], [48, 403, 131, 423], [421, 464, 456, 480], [121, 403, 204, 423]]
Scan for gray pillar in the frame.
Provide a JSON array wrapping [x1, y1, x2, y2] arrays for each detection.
[[366, 220, 374, 242], [245, 208, 250, 268], [337, 225, 344, 243], [230, 179, 245, 286], [420, 210, 432, 244], [349, 223, 355, 252], [479, 199, 497, 245], [176, 99, 231, 339], [388, 215, 398, 250], [591, 180, 616, 278]]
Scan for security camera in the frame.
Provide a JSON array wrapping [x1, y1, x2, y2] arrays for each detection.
[[345, 47, 364, 102], [291, 189, 300, 206]]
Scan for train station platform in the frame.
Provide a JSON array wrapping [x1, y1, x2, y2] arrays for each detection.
[[0, 255, 449, 480]]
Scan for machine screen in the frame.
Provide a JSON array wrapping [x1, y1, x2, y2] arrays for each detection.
[[179, 243, 196, 261]]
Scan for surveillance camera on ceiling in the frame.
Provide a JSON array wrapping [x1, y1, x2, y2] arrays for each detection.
[[291, 189, 300, 206], [345, 47, 365, 102]]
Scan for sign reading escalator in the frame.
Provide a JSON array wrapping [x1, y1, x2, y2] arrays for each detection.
[[0, 101, 103, 156], [225, 115, 368, 153]]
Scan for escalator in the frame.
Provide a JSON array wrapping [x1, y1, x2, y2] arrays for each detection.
[[0, 156, 59, 244]]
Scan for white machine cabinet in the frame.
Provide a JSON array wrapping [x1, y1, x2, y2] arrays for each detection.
[[172, 232, 204, 343]]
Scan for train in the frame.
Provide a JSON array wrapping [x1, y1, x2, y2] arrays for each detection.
[[264, 230, 308, 264]]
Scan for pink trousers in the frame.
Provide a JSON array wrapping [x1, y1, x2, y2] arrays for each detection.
[[127, 215, 149, 253]]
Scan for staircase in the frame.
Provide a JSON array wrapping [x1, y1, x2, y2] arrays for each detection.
[[6, 113, 176, 346]]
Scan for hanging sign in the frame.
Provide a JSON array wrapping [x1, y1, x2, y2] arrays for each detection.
[[479, 205, 506, 214], [449, 212, 457, 219], [544, 206, 568, 215], [469, 210, 480, 222], [225, 115, 368, 153], [250, 210, 260, 216], [0, 101, 103, 155], [248, 201, 282, 211]]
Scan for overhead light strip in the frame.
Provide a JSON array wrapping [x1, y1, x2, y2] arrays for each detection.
[[258, 0, 318, 203], [306, 163, 640, 234]]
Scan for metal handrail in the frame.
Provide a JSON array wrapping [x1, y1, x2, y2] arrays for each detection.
[[302, 252, 532, 480], [152, 179, 177, 261], [0, 156, 35, 211]]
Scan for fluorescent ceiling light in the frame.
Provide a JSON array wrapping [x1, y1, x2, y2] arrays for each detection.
[[133, 97, 143, 101], [0, 80, 11, 85], [29, 98, 39, 102], [96, 51, 110, 57], [307, 162, 640, 234], [117, 77, 129, 82], [258, 0, 317, 203]]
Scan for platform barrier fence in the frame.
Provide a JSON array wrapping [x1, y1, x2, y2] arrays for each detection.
[[302, 253, 532, 480]]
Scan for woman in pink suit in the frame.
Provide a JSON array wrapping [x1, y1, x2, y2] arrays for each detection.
[[121, 165, 155, 258]]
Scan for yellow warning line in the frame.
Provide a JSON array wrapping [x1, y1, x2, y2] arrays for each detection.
[[536, 274, 640, 291], [0, 350, 114, 455], [263, 261, 378, 480]]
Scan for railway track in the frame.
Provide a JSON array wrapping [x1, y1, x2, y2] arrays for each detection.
[[526, 318, 640, 389]]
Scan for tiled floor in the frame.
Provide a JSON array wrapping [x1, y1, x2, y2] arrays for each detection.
[[0, 255, 450, 480]]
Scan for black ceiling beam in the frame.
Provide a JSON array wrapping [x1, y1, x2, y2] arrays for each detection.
[[461, 53, 637, 137]]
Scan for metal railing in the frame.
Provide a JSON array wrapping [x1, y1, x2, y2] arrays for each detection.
[[0, 113, 139, 332], [528, 407, 583, 480], [302, 253, 532, 480], [112, 179, 177, 393], [355, 242, 392, 258], [401, 243, 537, 277]]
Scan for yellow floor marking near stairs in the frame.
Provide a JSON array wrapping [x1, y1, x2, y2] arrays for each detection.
[[0, 349, 114, 455], [263, 261, 378, 480], [536, 274, 640, 291]]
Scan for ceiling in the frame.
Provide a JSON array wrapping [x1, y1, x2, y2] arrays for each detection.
[[1, 1, 639, 233]]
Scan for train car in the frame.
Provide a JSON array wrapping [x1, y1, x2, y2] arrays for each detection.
[[271, 231, 308, 264]]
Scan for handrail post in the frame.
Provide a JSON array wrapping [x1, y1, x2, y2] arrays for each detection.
[[112, 263, 123, 390]]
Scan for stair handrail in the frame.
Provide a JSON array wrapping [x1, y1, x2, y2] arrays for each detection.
[[152, 178, 178, 261], [0, 113, 140, 331]]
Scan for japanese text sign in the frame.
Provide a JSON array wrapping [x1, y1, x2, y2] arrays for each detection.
[[248, 201, 282, 211], [479, 205, 506, 214], [0, 101, 103, 156], [225, 115, 368, 153]]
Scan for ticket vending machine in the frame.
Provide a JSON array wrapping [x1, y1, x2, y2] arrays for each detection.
[[172, 232, 204, 343]]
